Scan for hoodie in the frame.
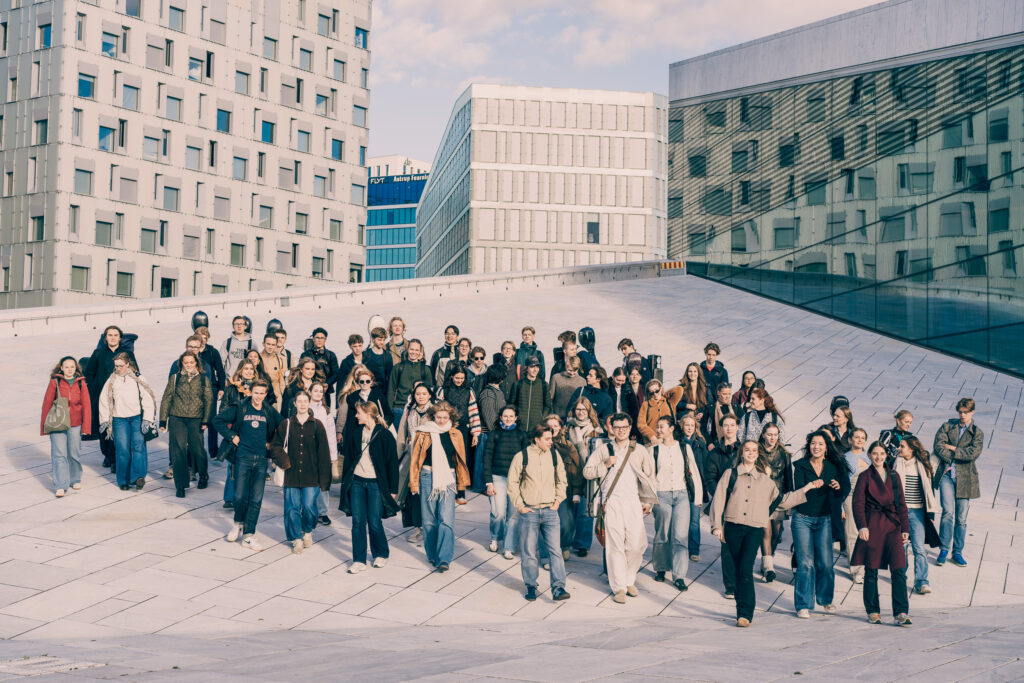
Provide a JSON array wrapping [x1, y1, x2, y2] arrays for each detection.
[[220, 333, 253, 377]]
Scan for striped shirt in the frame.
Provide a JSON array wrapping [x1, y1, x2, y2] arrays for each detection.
[[903, 472, 923, 509]]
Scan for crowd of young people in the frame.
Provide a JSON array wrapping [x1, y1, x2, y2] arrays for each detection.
[[39, 317, 986, 627]]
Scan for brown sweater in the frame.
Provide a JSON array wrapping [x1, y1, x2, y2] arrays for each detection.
[[636, 395, 680, 444]]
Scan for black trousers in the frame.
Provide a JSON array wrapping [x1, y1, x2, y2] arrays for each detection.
[[402, 492, 423, 528], [863, 566, 909, 617], [724, 522, 764, 621], [720, 542, 737, 592], [169, 416, 207, 490]]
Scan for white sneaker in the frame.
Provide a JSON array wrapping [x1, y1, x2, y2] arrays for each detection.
[[372, 557, 388, 568], [488, 540, 498, 552], [823, 604, 837, 615], [348, 562, 368, 574], [71, 482, 82, 490], [407, 528, 423, 544], [55, 489, 65, 498], [302, 532, 313, 548], [503, 551, 514, 560], [226, 522, 243, 542], [241, 535, 263, 551], [796, 609, 811, 619], [291, 539, 304, 554]]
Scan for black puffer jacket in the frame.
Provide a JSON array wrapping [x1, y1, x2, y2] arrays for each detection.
[[483, 426, 529, 483]]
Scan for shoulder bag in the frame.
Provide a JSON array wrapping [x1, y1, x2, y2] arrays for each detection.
[[594, 441, 636, 547], [272, 419, 290, 486], [43, 378, 72, 434], [136, 379, 159, 442]]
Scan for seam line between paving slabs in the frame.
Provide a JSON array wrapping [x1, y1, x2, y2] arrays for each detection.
[[968, 531, 989, 607]]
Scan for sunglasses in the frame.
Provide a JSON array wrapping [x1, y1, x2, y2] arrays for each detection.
[[358, 379, 373, 385], [472, 356, 484, 361]]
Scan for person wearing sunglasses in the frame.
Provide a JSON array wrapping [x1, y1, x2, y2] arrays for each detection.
[[466, 347, 490, 396]]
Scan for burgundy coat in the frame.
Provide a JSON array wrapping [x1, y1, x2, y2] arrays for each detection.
[[851, 467, 910, 571]]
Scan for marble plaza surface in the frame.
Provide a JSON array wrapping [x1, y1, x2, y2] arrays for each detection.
[[0, 274, 1022, 682]]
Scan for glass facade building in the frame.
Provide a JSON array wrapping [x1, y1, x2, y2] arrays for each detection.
[[365, 173, 428, 281], [669, 24, 1024, 376]]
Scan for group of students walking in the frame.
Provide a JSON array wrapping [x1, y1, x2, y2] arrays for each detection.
[[41, 317, 985, 627]]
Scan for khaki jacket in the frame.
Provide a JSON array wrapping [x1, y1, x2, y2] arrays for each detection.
[[710, 467, 807, 531], [507, 445, 567, 510]]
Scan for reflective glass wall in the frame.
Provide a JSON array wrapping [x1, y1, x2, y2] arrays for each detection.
[[366, 173, 428, 282], [668, 45, 1024, 376]]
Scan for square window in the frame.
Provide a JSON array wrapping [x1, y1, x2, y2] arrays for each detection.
[[185, 146, 201, 170], [168, 6, 184, 31], [259, 205, 272, 228], [166, 95, 181, 120], [296, 129, 310, 153], [352, 105, 367, 127], [163, 186, 179, 211], [351, 184, 365, 205], [101, 32, 118, 57], [299, 48, 312, 71], [95, 220, 112, 246], [122, 85, 139, 110], [261, 120, 275, 144], [125, 0, 141, 17], [317, 14, 331, 37], [235, 71, 249, 95], [688, 155, 706, 177], [78, 73, 95, 98], [74, 169, 92, 195], [263, 37, 277, 60], [99, 126, 115, 151], [70, 265, 89, 291], [143, 136, 159, 160], [231, 243, 245, 266], [140, 228, 157, 253], [233, 156, 247, 180], [116, 271, 133, 296], [216, 109, 231, 133]]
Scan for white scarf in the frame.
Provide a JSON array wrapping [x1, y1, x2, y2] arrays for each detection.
[[416, 421, 456, 501]]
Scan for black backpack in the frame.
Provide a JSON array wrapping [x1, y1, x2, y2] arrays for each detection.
[[519, 446, 558, 479]]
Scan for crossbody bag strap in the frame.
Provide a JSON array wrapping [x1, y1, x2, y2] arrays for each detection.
[[601, 442, 636, 505]]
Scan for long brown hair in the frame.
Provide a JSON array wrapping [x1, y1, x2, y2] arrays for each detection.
[[749, 387, 785, 424], [288, 358, 324, 386], [679, 362, 708, 410], [112, 351, 138, 374], [902, 435, 934, 479], [569, 397, 600, 429]]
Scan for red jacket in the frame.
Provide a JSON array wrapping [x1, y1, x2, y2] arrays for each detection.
[[41, 376, 92, 436]]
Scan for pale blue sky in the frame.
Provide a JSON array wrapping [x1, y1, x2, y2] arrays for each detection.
[[367, 0, 881, 164]]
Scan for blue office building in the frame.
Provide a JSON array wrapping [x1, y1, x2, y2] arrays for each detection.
[[366, 162, 429, 282]]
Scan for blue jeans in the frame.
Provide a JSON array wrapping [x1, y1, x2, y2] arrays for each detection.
[[472, 432, 488, 492], [223, 461, 234, 503], [791, 512, 835, 611], [938, 471, 970, 554], [539, 498, 574, 562], [50, 425, 83, 491], [906, 508, 930, 589], [112, 415, 147, 487], [392, 407, 405, 427], [653, 490, 690, 580], [488, 474, 519, 552], [520, 507, 567, 590], [233, 450, 268, 535], [283, 486, 319, 542], [350, 478, 389, 564], [689, 501, 702, 557], [420, 468, 455, 566], [572, 497, 594, 552]]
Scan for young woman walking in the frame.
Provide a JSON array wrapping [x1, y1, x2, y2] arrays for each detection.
[[757, 424, 792, 582], [98, 352, 156, 491], [395, 382, 435, 543], [483, 405, 530, 558], [852, 441, 913, 626], [435, 362, 481, 502], [408, 401, 470, 571], [159, 351, 214, 497], [652, 416, 704, 591], [566, 398, 603, 556], [892, 436, 939, 595], [271, 390, 331, 554], [340, 401, 400, 571], [309, 381, 338, 525], [41, 357, 91, 497]]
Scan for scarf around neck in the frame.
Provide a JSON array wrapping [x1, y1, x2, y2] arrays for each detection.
[[417, 421, 456, 500]]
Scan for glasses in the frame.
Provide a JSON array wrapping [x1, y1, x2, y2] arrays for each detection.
[[612, 425, 630, 431], [358, 379, 373, 385], [472, 356, 484, 361]]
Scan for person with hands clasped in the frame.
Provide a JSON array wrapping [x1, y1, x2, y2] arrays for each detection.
[[652, 416, 703, 591], [507, 424, 572, 602], [711, 441, 823, 627], [98, 352, 157, 492], [583, 412, 658, 604], [791, 430, 851, 618], [159, 351, 214, 498], [852, 441, 913, 626]]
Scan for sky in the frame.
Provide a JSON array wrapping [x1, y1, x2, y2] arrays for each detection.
[[366, 0, 882, 164]]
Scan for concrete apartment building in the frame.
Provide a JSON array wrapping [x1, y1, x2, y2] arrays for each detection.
[[0, 0, 371, 309], [668, 0, 1024, 376], [415, 84, 668, 277], [366, 154, 429, 282]]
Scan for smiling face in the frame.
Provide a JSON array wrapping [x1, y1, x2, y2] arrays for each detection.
[[686, 365, 699, 382], [444, 328, 458, 345], [852, 430, 866, 451], [451, 371, 466, 386], [833, 409, 848, 427], [500, 408, 517, 427], [501, 343, 515, 360], [246, 350, 261, 366], [458, 340, 471, 356], [870, 444, 887, 468], [809, 435, 827, 458], [628, 369, 641, 384], [573, 404, 589, 421], [61, 358, 78, 377], [356, 373, 374, 390], [655, 419, 673, 440], [749, 394, 765, 410], [310, 383, 325, 403], [897, 413, 913, 431], [407, 342, 423, 362], [300, 361, 316, 379], [898, 440, 914, 460], [681, 415, 696, 437], [413, 385, 432, 406], [240, 364, 256, 380], [535, 430, 553, 451], [740, 441, 759, 466], [762, 424, 779, 448], [181, 355, 197, 373], [186, 339, 202, 355]]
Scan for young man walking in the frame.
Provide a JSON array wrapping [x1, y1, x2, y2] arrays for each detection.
[[933, 397, 983, 567], [507, 424, 572, 602]]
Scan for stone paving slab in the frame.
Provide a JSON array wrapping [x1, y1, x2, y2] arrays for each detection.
[[1, 274, 1022, 681]]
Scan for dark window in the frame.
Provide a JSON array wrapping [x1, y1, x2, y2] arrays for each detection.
[[688, 155, 706, 177], [830, 134, 845, 161]]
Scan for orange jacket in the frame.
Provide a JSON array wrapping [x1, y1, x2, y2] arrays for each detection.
[[408, 428, 471, 493]]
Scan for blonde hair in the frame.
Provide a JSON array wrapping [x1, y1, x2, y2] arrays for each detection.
[[355, 400, 387, 427], [339, 363, 373, 396]]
